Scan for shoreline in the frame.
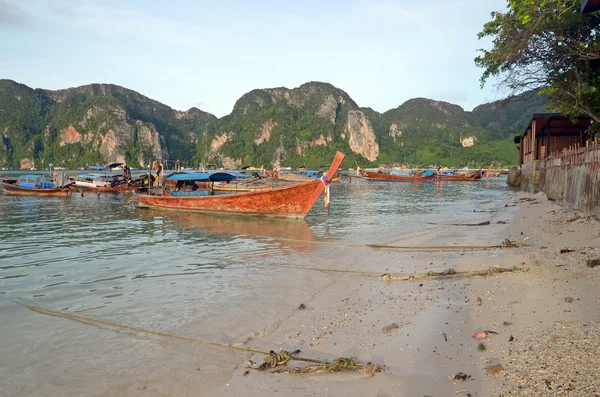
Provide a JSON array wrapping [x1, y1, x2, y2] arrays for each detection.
[[205, 191, 600, 397], [2, 187, 599, 396]]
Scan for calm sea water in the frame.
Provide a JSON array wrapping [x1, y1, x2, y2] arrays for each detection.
[[0, 173, 510, 395]]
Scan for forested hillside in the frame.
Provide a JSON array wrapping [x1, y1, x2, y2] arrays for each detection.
[[0, 79, 548, 169]]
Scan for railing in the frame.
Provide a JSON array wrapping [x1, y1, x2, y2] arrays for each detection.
[[542, 138, 600, 170]]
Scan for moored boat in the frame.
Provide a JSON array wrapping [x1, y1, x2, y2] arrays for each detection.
[[436, 172, 482, 181], [136, 152, 346, 219], [1, 174, 71, 197], [264, 170, 278, 178], [358, 169, 435, 182], [277, 169, 341, 183], [69, 173, 137, 193]]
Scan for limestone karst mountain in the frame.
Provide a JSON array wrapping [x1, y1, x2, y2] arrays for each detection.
[[0, 79, 548, 169]]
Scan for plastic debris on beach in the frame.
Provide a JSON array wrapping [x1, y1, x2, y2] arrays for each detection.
[[449, 372, 471, 382], [486, 364, 504, 376], [473, 330, 498, 340]]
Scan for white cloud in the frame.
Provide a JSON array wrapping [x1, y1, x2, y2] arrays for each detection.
[[0, 0, 28, 26]]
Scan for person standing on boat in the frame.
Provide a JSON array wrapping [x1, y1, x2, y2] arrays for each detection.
[[122, 164, 131, 184], [152, 161, 162, 187], [175, 159, 181, 172]]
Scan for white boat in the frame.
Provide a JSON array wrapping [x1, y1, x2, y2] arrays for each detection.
[[69, 173, 117, 189]]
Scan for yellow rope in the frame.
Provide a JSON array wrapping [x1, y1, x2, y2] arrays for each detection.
[[367, 243, 502, 250], [192, 254, 400, 277], [193, 254, 520, 278], [21, 304, 327, 365]]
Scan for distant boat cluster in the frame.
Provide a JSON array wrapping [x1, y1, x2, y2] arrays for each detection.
[[1, 155, 507, 219]]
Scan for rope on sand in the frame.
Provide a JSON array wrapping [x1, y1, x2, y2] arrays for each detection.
[[255, 237, 515, 250], [21, 303, 325, 364], [257, 350, 383, 376], [192, 255, 524, 278], [367, 243, 503, 250], [381, 266, 523, 281], [21, 303, 384, 376]]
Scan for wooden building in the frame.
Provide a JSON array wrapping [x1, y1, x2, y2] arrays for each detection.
[[514, 114, 592, 165]]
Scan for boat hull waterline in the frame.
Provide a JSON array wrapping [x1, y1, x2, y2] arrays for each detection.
[[1, 180, 71, 197], [436, 173, 482, 182], [358, 170, 435, 182], [136, 152, 346, 219]]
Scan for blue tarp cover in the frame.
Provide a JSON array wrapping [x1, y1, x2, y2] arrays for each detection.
[[76, 174, 120, 179], [166, 172, 236, 182]]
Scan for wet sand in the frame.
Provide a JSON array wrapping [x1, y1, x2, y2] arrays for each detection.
[[2, 190, 599, 396], [204, 191, 600, 397]]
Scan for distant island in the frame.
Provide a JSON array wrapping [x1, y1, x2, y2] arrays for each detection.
[[0, 79, 548, 170]]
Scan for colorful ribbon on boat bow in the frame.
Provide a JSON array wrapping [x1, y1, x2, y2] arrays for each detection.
[[321, 176, 331, 210]]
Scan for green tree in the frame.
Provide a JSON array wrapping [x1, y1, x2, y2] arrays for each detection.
[[475, 1, 600, 129]]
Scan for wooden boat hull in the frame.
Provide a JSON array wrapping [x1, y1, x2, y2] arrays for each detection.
[[70, 185, 137, 193], [278, 173, 341, 183], [359, 170, 435, 182], [211, 183, 274, 192], [1, 180, 70, 197], [436, 173, 482, 182], [136, 152, 346, 219], [195, 178, 273, 192]]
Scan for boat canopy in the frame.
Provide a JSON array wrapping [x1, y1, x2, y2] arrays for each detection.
[[280, 169, 321, 175], [87, 165, 106, 170], [166, 172, 236, 182], [76, 173, 121, 179]]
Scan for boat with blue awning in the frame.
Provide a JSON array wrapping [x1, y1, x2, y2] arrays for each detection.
[[1, 172, 71, 197], [135, 152, 346, 219], [276, 169, 341, 183]]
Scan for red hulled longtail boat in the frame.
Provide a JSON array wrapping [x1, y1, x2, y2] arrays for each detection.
[[358, 169, 435, 182], [136, 152, 346, 219], [436, 173, 482, 181]]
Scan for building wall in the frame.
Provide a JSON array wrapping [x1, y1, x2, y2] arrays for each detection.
[[515, 146, 600, 216]]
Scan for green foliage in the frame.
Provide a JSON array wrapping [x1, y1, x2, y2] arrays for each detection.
[[475, 0, 600, 127], [0, 80, 215, 168], [0, 79, 544, 170]]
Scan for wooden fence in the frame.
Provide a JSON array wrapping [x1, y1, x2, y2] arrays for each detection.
[[543, 138, 600, 170]]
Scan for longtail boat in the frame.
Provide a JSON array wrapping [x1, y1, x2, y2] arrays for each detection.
[[136, 152, 345, 219], [358, 169, 435, 182], [196, 180, 275, 192], [69, 173, 139, 193], [1, 174, 71, 197], [277, 170, 341, 183], [264, 170, 278, 178], [436, 173, 482, 181]]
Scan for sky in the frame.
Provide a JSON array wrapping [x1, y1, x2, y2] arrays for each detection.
[[0, 0, 509, 117]]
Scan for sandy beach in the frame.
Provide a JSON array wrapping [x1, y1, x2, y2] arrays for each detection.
[[202, 191, 600, 397], [2, 188, 599, 397]]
